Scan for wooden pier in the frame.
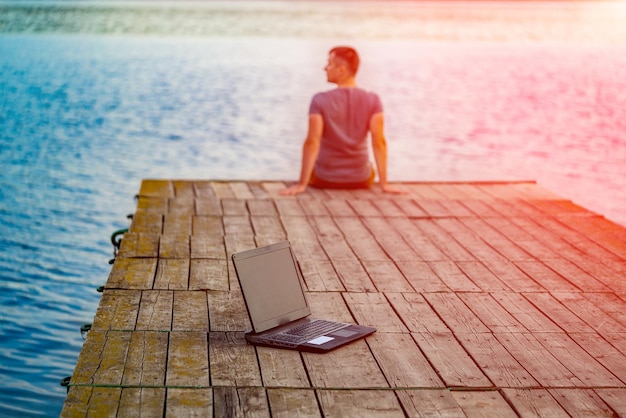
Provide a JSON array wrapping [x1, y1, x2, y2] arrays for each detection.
[[61, 179, 626, 417]]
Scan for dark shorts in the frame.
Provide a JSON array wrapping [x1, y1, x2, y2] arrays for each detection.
[[309, 168, 375, 189]]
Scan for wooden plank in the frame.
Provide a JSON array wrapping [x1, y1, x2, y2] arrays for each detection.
[[423, 293, 490, 334], [361, 217, 422, 262], [303, 340, 387, 388], [267, 389, 321, 418], [429, 260, 481, 292], [193, 180, 217, 199], [299, 199, 329, 216], [222, 198, 248, 216], [169, 197, 195, 216], [317, 390, 404, 418], [136, 290, 173, 331], [76, 387, 122, 417], [192, 215, 224, 236], [386, 293, 450, 333], [534, 332, 622, 387], [247, 199, 278, 216], [213, 387, 269, 418], [172, 291, 209, 331], [172, 180, 195, 199], [129, 210, 163, 234], [456, 260, 511, 292], [211, 181, 236, 199], [71, 330, 107, 385], [371, 198, 406, 217], [223, 215, 254, 236], [261, 182, 286, 198], [305, 292, 354, 323], [159, 234, 190, 259], [60, 386, 93, 416], [154, 258, 189, 290], [393, 198, 429, 217], [595, 389, 626, 416], [555, 215, 626, 260], [552, 293, 626, 334], [456, 332, 538, 387], [117, 232, 160, 258], [122, 331, 168, 386], [582, 292, 626, 328], [514, 260, 582, 292], [91, 289, 140, 331], [362, 260, 414, 292], [274, 198, 306, 217], [190, 259, 229, 291], [332, 260, 377, 292], [163, 213, 192, 235], [343, 292, 407, 333], [541, 258, 613, 292], [94, 331, 132, 385], [569, 333, 626, 385], [258, 349, 310, 387], [107, 258, 157, 290], [347, 199, 382, 217], [548, 389, 617, 417], [502, 389, 569, 417], [457, 217, 535, 261], [412, 332, 492, 388], [309, 215, 342, 238], [523, 292, 595, 333], [481, 259, 544, 292], [118, 388, 166, 417], [280, 216, 316, 238], [435, 218, 510, 262], [248, 181, 272, 199], [451, 390, 517, 417], [166, 331, 209, 387], [166, 388, 212, 416], [196, 197, 222, 216], [298, 258, 344, 292], [209, 332, 262, 386], [490, 292, 561, 333], [323, 199, 357, 217], [395, 218, 467, 261], [251, 215, 286, 238], [190, 235, 226, 259], [318, 235, 358, 261], [396, 389, 466, 417], [367, 332, 444, 387], [395, 261, 449, 292], [207, 291, 251, 331], [494, 333, 583, 387], [230, 181, 255, 199], [457, 293, 526, 333], [139, 179, 174, 198]]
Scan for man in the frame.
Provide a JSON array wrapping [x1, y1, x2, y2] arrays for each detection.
[[280, 46, 404, 196]]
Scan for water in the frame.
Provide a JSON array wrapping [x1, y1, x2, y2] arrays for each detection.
[[1, 1, 626, 416]]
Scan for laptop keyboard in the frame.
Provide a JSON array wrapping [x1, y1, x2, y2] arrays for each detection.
[[271, 319, 349, 343]]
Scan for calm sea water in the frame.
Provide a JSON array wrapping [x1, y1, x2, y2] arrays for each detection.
[[1, 1, 626, 416]]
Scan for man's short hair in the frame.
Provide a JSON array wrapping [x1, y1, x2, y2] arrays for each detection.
[[330, 46, 360, 76]]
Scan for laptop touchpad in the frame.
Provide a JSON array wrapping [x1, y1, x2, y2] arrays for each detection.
[[331, 329, 358, 338]]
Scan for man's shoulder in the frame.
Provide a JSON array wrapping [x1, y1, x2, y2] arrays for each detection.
[[313, 87, 379, 100]]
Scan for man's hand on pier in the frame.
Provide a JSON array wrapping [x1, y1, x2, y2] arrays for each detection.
[[279, 184, 308, 196]]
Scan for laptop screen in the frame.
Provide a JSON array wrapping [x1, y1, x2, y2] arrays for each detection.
[[233, 241, 311, 332]]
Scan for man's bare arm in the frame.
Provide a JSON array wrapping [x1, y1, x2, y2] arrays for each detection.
[[370, 112, 406, 194], [280, 114, 324, 196]]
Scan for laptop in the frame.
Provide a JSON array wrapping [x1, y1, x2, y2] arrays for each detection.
[[232, 240, 376, 353]]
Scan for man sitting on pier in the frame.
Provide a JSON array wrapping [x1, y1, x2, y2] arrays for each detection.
[[280, 46, 404, 196]]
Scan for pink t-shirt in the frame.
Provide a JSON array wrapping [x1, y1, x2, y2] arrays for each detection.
[[309, 87, 383, 183]]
